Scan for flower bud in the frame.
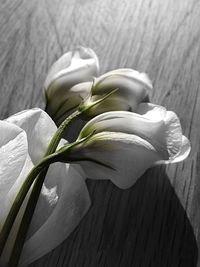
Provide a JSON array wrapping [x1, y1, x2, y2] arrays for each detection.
[[44, 47, 99, 123], [80, 68, 152, 117], [65, 103, 190, 189]]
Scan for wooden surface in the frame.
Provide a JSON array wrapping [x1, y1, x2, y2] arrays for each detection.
[[0, 0, 200, 266]]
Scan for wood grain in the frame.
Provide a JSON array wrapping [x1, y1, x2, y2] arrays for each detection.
[[0, 0, 200, 266]]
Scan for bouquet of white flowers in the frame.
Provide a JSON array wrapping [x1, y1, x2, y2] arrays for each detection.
[[0, 47, 190, 267]]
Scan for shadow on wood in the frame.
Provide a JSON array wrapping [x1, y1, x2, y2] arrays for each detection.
[[30, 166, 198, 267]]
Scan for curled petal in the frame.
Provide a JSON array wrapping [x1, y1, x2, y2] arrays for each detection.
[[6, 108, 57, 165], [72, 103, 191, 189], [0, 155, 34, 266], [79, 68, 153, 118], [94, 69, 152, 94], [44, 47, 99, 91], [0, 162, 91, 267], [0, 120, 33, 266], [155, 135, 191, 165], [20, 164, 90, 267], [136, 103, 191, 162], [71, 132, 161, 189], [0, 120, 28, 226]]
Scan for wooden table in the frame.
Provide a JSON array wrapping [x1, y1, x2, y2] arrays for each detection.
[[0, 0, 199, 266]]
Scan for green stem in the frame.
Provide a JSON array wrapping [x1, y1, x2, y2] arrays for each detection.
[[45, 110, 81, 155], [0, 153, 58, 257], [5, 88, 117, 266], [7, 110, 81, 266], [8, 170, 48, 267]]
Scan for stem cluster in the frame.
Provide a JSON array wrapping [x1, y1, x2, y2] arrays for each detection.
[[0, 88, 116, 266]]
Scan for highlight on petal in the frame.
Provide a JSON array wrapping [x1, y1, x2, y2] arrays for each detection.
[[44, 47, 99, 91], [79, 109, 168, 159], [94, 68, 152, 92], [0, 155, 34, 267], [0, 120, 28, 226], [19, 164, 90, 267], [6, 108, 57, 165], [0, 121, 34, 266]]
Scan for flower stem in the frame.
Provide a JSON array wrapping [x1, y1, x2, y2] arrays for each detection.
[[5, 88, 117, 265], [8, 169, 48, 267], [46, 110, 81, 154], [7, 110, 81, 266], [0, 152, 58, 258]]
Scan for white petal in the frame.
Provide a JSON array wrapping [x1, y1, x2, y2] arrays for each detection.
[[0, 155, 34, 266], [136, 102, 167, 119], [80, 103, 188, 161], [6, 109, 57, 164], [4, 155, 34, 219], [155, 135, 191, 165], [79, 103, 168, 137], [45, 47, 99, 100], [93, 69, 152, 111], [137, 103, 189, 161], [83, 110, 164, 135], [45, 47, 99, 122], [75, 132, 161, 189], [19, 164, 90, 267], [44, 47, 99, 91], [163, 111, 182, 158], [96, 68, 152, 91], [80, 111, 168, 158], [0, 120, 28, 226], [44, 51, 73, 91]]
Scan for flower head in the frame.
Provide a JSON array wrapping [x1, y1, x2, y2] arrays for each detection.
[[65, 103, 190, 189], [80, 69, 152, 117], [0, 109, 90, 266], [44, 47, 99, 123]]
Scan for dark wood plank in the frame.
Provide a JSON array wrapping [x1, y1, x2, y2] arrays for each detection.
[[0, 0, 200, 266]]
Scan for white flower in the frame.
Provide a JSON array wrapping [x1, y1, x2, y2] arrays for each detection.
[[44, 47, 99, 123], [80, 68, 152, 117], [66, 103, 190, 189], [0, 109, 90, 267]]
